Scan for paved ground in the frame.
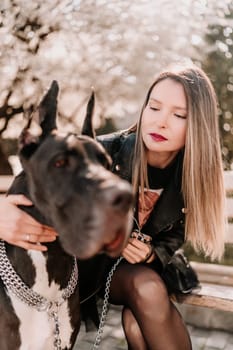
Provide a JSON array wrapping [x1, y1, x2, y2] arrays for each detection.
[[74, 304, 233, 350]]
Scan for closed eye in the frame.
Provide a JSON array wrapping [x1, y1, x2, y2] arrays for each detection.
[[174, 114, 187, 119], [150, 107, 159, 111]]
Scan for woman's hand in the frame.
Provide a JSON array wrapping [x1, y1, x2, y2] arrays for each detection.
[[122, 237, 155, 264], [0, 195, 57, 251]]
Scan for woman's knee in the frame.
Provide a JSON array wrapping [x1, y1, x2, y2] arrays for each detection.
[[132, 267, 167, 300], [126, 267, 171, 317], [109, 263, 169, 310], [128, 268, 176, 324]]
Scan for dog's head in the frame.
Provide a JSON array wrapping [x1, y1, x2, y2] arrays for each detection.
[[19, 81, 133, 259]]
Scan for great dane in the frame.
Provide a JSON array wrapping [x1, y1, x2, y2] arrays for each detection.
[[0, 81, 133, 350]]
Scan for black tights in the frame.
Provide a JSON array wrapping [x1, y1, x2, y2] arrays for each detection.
[[109, 262, 192, 350]]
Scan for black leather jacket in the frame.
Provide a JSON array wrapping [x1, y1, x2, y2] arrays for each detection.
[[80, 131, 199, 328], [97, 130, 186, 270]]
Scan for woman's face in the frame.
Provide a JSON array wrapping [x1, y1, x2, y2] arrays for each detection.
[[141, 78, 188, 167]]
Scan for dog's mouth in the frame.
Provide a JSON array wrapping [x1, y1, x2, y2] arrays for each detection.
[[57, 209, 133, 260], [103, 227, 128, 257], [59, 224, 130, 260]]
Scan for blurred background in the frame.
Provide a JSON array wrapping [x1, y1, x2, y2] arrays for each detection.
[[0, 0, 233, 174]]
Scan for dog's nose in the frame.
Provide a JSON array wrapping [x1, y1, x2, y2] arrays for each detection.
[[104, 182, 133, 212]]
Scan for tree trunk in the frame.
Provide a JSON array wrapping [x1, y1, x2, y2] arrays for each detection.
[[0, 142, 13, 175]]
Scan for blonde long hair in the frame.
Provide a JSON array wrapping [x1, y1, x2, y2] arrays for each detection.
[[129, 64, 226, 261]]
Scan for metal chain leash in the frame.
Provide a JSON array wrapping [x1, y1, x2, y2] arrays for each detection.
[[0, 239, 78, 350], [92, 256, 123, 350], [92, 216, 153, 349]]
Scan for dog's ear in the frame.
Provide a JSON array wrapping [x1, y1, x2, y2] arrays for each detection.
[[18, 127, 40, 160], [81, 90, 95, 139], [19, 81, 59, 160], [38, 80, 59, 137]]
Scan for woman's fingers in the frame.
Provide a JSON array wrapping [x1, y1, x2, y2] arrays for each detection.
[[6, 231, 57, 252], [122, 247, 137, 263], [18, 221, 58, 237], [3, 234, 48, 252], [14, 240, 48, 252], [6, 195, 58, 237], [128, 237, 148, 249], [0, 195, 57, 251], [6, 195, 57, 234], [123, 240, 151, 263], [20, 232, 57, 243], [7, 194, 33, 206]]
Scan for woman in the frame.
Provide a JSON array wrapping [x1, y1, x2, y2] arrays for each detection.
[[95, 64, 225, 349], [0, 64, 226, 349]]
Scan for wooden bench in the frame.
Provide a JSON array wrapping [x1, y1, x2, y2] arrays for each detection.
[[172, 283, 233, 312], [171, 261, 233, 312], [1, 174, 233, 313]]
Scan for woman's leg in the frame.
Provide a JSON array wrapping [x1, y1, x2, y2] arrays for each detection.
[[109, 262, 192, 350], [122, 307, 147, 350]]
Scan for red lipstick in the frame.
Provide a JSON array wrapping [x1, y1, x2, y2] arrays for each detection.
[[149, 133, 168, 142]]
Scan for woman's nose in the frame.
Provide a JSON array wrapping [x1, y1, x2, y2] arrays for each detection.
[[155, 111, 169, 128]]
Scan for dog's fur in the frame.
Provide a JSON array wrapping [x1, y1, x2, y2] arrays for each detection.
[[0, 81, 133, 350]]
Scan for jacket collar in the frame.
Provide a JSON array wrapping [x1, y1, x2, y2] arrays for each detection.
[[111, 132, 135, 182], [142, 179, 185, 233]]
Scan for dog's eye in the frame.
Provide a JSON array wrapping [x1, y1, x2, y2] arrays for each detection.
[[54, 157, 69, 168]]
